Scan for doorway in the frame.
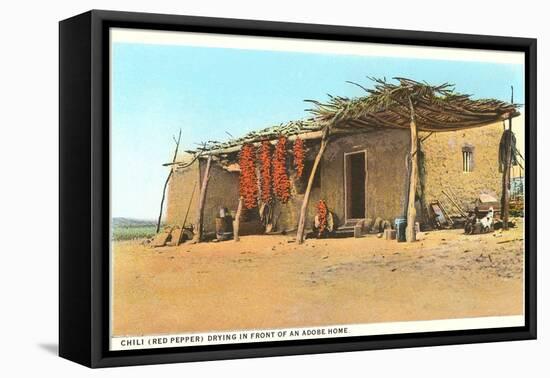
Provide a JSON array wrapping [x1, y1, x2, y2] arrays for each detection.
[[344, 150, 367, 221]]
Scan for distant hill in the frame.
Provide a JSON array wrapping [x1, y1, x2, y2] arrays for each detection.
[[112, 217, 157, 227]]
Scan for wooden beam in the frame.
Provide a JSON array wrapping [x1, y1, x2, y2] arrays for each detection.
[[406, 98, 418, 243], [501, 87, 514, 230], [181, 180, 196, 223], [203, 130, 324, 156], [156, 129, 181, 233], [162, 151, 202, 167], [190, 154, 212, 244], [296, 126, 330, 244], [420, 132, 434, 143], [233, 196, 243, 242]]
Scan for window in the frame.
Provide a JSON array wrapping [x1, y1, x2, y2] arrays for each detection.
[[462, 146, 474, 172]]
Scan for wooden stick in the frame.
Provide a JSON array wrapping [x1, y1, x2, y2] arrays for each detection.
[[156, 129, 181, 233], [181, 181, 197, 229], [190, 155, 212, 244], [420, 132, 434, 143], [296, 126, 330, 244], [447, 186, 468, 217], [162, 151, 202, 167], [406, 97, 418, 242], [233, 196, 243, 242], [176, 181, 197, 246], [501, 86, 513, 230], [442, 189, 467, 217], [437, 200, 454, 226]]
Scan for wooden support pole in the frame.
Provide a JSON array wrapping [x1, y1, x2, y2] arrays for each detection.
[[156, 129, 181, 233], [181, 181, 197, 229], [190, 155, 212, 244], [233, 196, 243, 242], [406, 97, 418, 242], [296, 126, 330, 244], [501, 86, 514, 230]]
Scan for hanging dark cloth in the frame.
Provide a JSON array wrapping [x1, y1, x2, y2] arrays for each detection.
[[499, 129, 517, 172]]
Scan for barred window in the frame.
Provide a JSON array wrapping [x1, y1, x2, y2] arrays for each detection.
[[462, 147, 474, 172]]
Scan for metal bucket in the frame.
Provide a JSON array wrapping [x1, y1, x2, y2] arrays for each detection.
[[395, 217, 407, 242]]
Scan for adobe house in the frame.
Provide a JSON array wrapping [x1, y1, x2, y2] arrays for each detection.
[[164, 78, 519, 243]]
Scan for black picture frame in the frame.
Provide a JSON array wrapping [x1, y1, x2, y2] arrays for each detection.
[[59, 9, 537, 368]]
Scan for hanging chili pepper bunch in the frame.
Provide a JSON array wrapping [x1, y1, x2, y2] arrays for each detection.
[[272, 136, 291, 203], [316, 199, 328, 237], [293, 137, 305, 179], [259, 140, 272, 203], [239, 143, 258, 209]]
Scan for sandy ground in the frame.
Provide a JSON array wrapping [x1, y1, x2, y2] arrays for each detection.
[[112, 222, 524, 337]]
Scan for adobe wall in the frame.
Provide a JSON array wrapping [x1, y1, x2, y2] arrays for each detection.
[[420, 121, 504, 212], [165, 161, 200, 227], [230, 129, 411, 232], [270, 146, 321, 233], [166, 159, 240, 234], [199, 159, 240, 234], [319, 129, 410, 225]]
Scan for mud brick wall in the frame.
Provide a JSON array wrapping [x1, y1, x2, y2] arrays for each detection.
[[271, 144, 321, 233], [420, 121, 504, 211], [199, 160, 240, 234], [166, 159, 240, 234], [255, 129, 411, 232], [320, 129, 410, 225], [165, 161, 200, 228]]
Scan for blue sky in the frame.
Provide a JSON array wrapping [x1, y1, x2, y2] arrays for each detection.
[[111, 42, 524, 219]]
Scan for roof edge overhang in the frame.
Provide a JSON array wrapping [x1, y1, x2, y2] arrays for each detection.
[[168, 109, 520, 166]]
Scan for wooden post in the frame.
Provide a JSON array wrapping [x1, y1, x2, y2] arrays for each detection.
[[181, 181, 197, 229], [406, 97, 418, 242], [190, 155, 212, 244], [296, 126, 330, 244], [501, 86, 514, 230], [233, 196, 243, 242], [156, 129, 182, 233]]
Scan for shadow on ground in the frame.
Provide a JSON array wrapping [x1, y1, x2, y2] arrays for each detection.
[[38, 343, 58, 355]]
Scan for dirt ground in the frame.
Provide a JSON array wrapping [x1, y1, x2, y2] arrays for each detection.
[[112, 222, 524, 337]]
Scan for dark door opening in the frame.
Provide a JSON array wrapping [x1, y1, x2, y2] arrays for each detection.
[[345, 151, 366, 220]]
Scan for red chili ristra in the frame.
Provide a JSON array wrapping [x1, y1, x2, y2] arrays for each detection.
[[293, 137, 305, 179], [239, 143, 258, 209], [317, 199, 328, 236], [272, 136, 291, 203]]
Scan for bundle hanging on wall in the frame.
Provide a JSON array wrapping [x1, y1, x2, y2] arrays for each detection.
[[273, 136, 291, 203], [239, 143, 258, 209], [259, 140, 272, 203], [294, 137, 305, 179]]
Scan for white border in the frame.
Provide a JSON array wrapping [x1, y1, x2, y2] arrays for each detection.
[[111, 28, 525, 64], [111, 315, 524, 351]]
